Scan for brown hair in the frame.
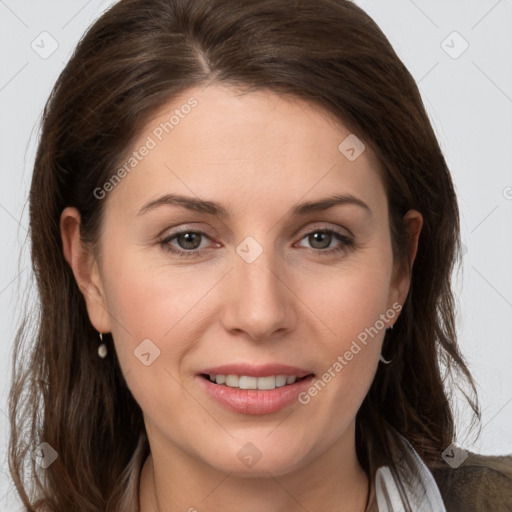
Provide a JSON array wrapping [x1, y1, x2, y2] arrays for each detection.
[[9, 0, 480, 510]]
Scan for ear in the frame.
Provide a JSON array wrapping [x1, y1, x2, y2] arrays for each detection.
[[388, 209, 423, 316], [60, 206, 112, 333]]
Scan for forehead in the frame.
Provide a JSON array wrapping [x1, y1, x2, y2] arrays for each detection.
[[106, 84, 386, 217]]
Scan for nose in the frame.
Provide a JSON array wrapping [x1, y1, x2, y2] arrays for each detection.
[[220, 246, 297, 341]]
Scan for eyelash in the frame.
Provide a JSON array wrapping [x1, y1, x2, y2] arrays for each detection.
[[158, 225, 354, 260]]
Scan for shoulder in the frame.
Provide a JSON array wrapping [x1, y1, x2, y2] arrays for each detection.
[[432, 451, 512, 512]]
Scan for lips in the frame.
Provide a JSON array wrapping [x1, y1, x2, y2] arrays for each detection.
[[197, 363, 315, 414]]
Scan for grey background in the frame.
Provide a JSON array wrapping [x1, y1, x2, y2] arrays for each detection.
[[1, 0, 511, 508]]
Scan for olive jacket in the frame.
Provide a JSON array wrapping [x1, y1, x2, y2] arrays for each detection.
[[364, 437, 512, 511]]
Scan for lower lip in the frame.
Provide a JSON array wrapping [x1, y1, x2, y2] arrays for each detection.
[[197, 375, 315, 415]]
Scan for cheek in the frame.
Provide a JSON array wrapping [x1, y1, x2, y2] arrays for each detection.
[[302, 255, 393, 342], [296, 253, 392, 401], [102, 262, 196, 429], [296, 273, 388, 440], [100, 247, 221, 406], [101, 242, 208, 341]]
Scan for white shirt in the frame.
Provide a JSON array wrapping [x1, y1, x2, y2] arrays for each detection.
[[370, 433, 446, 511]]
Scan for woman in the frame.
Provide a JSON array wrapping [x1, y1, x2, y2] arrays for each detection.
[[9, 0, 512, 511]]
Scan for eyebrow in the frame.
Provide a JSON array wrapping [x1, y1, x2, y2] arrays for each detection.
[[137, 193, 372, 218]]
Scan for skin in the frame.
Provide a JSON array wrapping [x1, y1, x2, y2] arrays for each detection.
[[61, 83, 422, 512]]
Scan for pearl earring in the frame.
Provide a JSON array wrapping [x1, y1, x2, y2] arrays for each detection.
[[98, 332, 107, 358]]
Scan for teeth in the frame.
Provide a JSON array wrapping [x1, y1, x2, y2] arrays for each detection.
[[257, 376, 276, 390], [207, 374, 303, 390], [275, 375, 287, 387], [225, 375, 239, 387], [238, 376, 257, 389]]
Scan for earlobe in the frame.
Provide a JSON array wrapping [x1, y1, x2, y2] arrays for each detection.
[[60, 206, 111, 333]]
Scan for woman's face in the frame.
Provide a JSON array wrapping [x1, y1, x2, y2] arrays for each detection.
[[62, 84, 421, 477]]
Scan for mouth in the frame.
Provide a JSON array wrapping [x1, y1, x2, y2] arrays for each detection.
[[200, 373, 314, 390], [197, 369, 316, 415]]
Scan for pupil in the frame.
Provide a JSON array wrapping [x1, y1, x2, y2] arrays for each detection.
[[179, 232, 200, 249], [310, 231, 330, 249]]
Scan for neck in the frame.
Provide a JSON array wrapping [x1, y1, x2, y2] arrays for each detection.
[[139, 425, 369, 512]]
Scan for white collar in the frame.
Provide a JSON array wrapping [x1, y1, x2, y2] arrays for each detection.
[[374, 434, 446, 512]]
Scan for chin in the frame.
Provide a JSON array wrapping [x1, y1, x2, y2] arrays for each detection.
[[199, 435, 313, 478]]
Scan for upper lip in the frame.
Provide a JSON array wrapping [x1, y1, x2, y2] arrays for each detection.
[[199, 363, 314, 378]]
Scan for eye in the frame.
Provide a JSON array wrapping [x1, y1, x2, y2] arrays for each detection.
[[158, 230, 214, 259], [295, 227, 353, 256]]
